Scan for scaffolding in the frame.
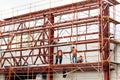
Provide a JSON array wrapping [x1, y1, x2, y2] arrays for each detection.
[[0, 0, 120, 80]]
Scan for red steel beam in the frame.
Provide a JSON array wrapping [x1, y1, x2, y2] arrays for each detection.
[[1, 0, 98, 26], [0, 39, 100, 52], [0, 0, 118, 80], [0, 16, 99, 38], [47, 14, 54, 80], [0, 62, 114, 74], [1, 49, 99, 59], [0, 32, 99, 46], [100, 1, 110, 80]]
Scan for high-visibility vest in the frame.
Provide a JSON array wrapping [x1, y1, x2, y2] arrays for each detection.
[[72, 48, 77, 54]]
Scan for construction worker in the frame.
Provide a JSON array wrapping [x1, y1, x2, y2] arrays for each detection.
[[51, 38, 59, 45], [77, 55, 83, 63], [71, 46, 77, 63], [55, 50, 63, 64]]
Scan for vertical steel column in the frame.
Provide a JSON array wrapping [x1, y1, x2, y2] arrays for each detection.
[[48, 14, 54, 80], [100, 1, 110, 80], [43, 15, 47, 64], [103, 3, 110, 80]]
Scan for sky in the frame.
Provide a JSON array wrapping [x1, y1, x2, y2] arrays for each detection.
[[0, 0, 120, 19], [0, 0, 83, 19], [0, 0, 40, 9], [0, 0, 76, 10], [0, 0, 42, 19], [0, 0, 57, 19], [0, 0, 120, 10]]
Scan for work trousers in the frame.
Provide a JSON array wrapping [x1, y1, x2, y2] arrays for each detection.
[[55, 56, 62, 64], [72, 54, 77, 63]]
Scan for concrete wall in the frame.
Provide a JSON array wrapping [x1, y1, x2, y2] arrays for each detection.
[[0, 75, 5, 80], [35, 72, 103, 80], [110, 44, 120, 80], [54, 72, 103, 80]]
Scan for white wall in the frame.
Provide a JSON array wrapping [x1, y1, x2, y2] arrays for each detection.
[[0, 75, 5, 80], [54, 72, 103, 80], [111, 44, 120, 80], [35, 72, 103, 80]]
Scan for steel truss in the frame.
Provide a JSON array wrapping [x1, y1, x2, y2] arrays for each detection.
[[0, 0, 120, 80]]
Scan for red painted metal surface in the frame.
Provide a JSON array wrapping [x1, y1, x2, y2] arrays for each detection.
[[0, 0, 119, 80]]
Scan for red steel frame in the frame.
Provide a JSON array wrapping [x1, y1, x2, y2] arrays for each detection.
[[0, 0, 120, 80]]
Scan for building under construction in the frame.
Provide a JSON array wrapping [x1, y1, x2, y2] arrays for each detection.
[[0, 0, 120, 80]]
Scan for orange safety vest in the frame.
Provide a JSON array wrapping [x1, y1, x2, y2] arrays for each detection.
[[72, 48, 77, 54]]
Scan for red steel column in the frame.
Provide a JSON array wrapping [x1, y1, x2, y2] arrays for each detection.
[[48, 14, 54, 80], [100, 1, 110, 80], [103, 3, 110, 80]]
